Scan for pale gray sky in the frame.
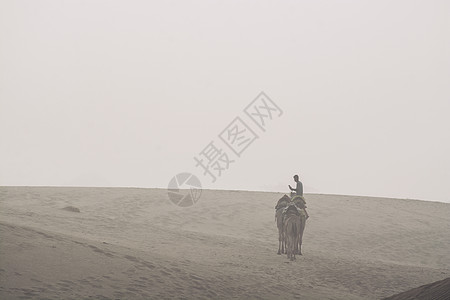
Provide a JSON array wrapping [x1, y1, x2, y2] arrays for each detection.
[[1, 0, 449, 202]]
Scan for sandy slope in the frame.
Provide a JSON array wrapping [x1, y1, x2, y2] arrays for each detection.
[[0, 187, 449, 299], [383, 277, 450, 300]]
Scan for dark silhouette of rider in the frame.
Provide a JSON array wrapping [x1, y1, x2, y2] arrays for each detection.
[[289, 174, 309, 219], [289, 174, 303, 196]]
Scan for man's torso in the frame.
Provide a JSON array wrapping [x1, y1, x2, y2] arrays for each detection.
[[296, 181, 303, 196]]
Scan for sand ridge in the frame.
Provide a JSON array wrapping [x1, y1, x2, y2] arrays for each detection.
[[0, 187, 449, 299]]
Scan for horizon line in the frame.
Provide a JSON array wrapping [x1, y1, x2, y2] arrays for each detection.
[[1, 185, 448, 204]]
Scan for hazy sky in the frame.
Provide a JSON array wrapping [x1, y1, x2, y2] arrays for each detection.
[[1, 0, 449, 202]]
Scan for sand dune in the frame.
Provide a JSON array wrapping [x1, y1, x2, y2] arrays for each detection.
[[0, 187, 449, 299], [383, 277, 450, 300]]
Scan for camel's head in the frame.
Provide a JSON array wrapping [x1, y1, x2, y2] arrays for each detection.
[[292, 195, 306, 209], [284, 203, 301, 216], [281, 194, 290, 202], [275, 194, 290, 209]]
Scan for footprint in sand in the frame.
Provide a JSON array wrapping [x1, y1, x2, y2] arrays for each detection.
[[123, 255, 139, 262], [126, 286, 140, 292], [189, 274, 203, 281], [142, 262, 156, 269], [88, 245, 114, 257], [62, 206, 81, 213]]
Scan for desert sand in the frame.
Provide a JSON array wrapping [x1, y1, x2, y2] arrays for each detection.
[[0, 186, 449, 299], [383, 277, 450, 300]]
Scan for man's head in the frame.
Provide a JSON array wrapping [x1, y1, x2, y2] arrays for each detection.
[[293, 174, 299, 182]]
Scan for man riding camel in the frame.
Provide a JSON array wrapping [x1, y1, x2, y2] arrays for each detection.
[[289, 174, 309, 219]]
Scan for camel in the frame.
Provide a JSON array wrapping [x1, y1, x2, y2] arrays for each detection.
[[294, 211, 306, 255], [283, 205, 302, 261], [291, 196, 307, 255], [275, 195, 290, 254]]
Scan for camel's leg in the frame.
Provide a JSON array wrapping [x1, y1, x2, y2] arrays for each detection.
[[290, 241, 295, 261], [298, 217, 306, 255], [298, 229, 302, 255], [287, 230, 295, 260], [285, 234, 290, 259], [287, 241, 291, 260], [291, 231, 297, 261], [277, 229, 282, 255], [297, 234, 302, 256], [290, 237, 293, 260]]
